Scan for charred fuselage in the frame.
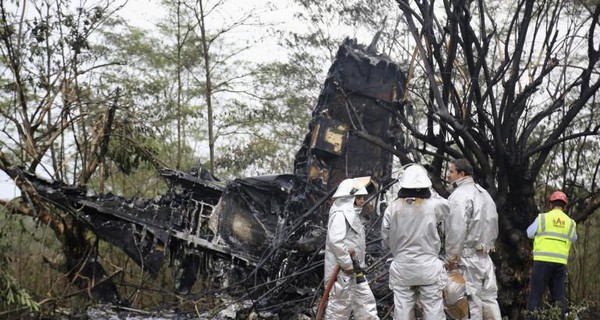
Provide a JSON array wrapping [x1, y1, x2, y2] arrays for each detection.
[[24, 38, 408, 317]]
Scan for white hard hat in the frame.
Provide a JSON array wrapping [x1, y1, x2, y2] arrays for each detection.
[[399, 164, 432, 189], [332, 176, 371, 198]]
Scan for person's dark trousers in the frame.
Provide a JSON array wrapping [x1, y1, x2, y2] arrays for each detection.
[[526, 260, 567, 320]]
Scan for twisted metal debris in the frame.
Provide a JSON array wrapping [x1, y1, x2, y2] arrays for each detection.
[[22, 38, 408, 318]]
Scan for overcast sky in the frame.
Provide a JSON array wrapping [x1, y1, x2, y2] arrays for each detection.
[[115, 0, 303, 62], [0, 172, 19, 200], [117, 0, 165, 29]]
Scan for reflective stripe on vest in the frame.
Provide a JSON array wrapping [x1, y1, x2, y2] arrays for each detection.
[[532, 209, 575, 265]]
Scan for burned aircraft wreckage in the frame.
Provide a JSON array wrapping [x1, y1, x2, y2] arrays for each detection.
[[23, 38, 409, 317]]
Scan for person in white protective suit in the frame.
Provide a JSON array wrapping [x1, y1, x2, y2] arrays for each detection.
[[445, 158, 502, 319], [324, 176, 379, 320], [381, 164, 450, 319]]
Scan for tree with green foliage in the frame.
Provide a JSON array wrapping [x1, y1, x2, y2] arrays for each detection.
[[0, 0, 160, 312], [152, 0, 298, 177]]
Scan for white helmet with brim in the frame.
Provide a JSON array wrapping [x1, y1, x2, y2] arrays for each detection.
[[399, 164, 432, 189], [332, 176, 371, 198]]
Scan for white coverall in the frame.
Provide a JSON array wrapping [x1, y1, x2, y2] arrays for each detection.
[[382, 194, 449, 319], [324, 196, 379, 320], [445, 176, 502, 320]]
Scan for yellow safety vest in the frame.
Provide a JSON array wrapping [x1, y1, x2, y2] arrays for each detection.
[[532, 209, 576, 265]]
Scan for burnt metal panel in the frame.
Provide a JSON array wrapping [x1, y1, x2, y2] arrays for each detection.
[[214, 175, 294, 258], [284, 38, 405, 221], [309, 117, 349, 157]]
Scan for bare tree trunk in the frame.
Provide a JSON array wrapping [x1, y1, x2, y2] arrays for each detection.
[[197, 0, 215, 174], [176, 0, 183, 170]]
